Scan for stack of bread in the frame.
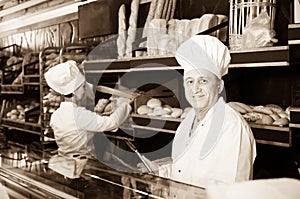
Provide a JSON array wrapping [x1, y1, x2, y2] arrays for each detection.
[[136, 98, 191, 119], [228, 101, 290, 127], [43, 52, 60, 72], [6, 102, 39, 122]]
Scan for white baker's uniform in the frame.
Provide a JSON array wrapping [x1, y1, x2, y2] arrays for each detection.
[[50, 101, 131, 158], [159, 97, 256, 189], [48, 101, 131, 178]]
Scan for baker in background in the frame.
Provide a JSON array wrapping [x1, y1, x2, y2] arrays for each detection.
[[140, 35, 256, 188], [44, 60, 132, 179]]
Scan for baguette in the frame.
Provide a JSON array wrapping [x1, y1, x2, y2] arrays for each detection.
[[261, 115, 274, 125], [265, 104, 284, 113], [161, 0, 169, 19], [273, 118, 289, 127], [170, 0, 177, 20], [117, 4, 127, 58], [228, 102, 247, 114], [242, 112, 264, 122], [154, 0, 165, 19], [253, 105, 273, 115], [125, 0, 140, 57], [269, 113, 281, 121], [231, 101, 253, 113]]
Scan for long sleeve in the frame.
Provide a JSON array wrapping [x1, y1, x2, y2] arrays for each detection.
[[75, 103, 132, 132]]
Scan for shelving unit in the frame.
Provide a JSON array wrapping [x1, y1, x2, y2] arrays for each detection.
[[84, 43, 298, 148]]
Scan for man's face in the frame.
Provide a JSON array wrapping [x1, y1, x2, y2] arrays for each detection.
[[184, 69, 220, 110]]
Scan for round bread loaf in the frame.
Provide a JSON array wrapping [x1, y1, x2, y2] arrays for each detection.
[[146, 98, 162, 108], [137, 105, 153, 115], [171, 108, 183, 118]]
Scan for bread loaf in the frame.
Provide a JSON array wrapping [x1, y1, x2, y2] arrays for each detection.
[[242, 112, 264, 122], [231, 101, 253, 113], [117, 4, 127, 58], [154, 0, 165, 19], [137, 105, 153, 115], [228, 102, 247, 114], [265, 104, 284, 113], [261, 115, 274, 125], [253, 106, 273, 115], [171, 108, 183, 118], [125, 0, 140, 57], [273, 118, 289, 127], [146, 98, 162, 108], [269, 113, 281, 121], [170, 0, 177, 20]]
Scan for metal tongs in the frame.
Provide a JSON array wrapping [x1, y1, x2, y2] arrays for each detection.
[[123, 138, 154, 174]]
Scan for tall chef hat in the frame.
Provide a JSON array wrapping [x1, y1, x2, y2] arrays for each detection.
[[44, 60, 85, 95], [175, 35, 231, 79]]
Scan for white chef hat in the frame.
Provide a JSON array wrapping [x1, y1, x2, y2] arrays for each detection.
[[175, 35, 231, 79], [44, 60, 85, 95]]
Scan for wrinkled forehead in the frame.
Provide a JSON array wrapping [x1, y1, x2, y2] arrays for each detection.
[[184, 68, 219, 81]]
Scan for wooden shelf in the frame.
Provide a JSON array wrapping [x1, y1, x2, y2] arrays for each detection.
[[131, 113, 182, 123], [248, 122, 289, 132], [131, 113, 182, 134], [131, 114, 294, 147], [288, 23, 300, 45], [288, 24, 300, 64], [1, 118, 41, 135], [229, 46, 289, 68], [84, 46, 290, 73], [0, 85, 24, 94]]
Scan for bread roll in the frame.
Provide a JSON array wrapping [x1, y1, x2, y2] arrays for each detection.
[[137, 105, 153, 115], [95, 98, 109, 113], [163, 106, 172, 114], [152, 108, 168, 116], [171, 108, 183, 118], [146, 98, 162, 108]]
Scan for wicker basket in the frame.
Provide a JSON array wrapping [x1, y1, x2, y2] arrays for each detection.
[[229, 0, 276, 50]]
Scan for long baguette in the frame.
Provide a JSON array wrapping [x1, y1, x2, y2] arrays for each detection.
[[125, 0, 140, 57], [154, 0, 165, 19], [162, 0, 170, 19], [253, 105, 273, 115], [117, 4, 127, 58], [231, 101, 253, 113], [228, 102, 247, 114], [170, 0, 177, 20], [165, 0, 172, 21]]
